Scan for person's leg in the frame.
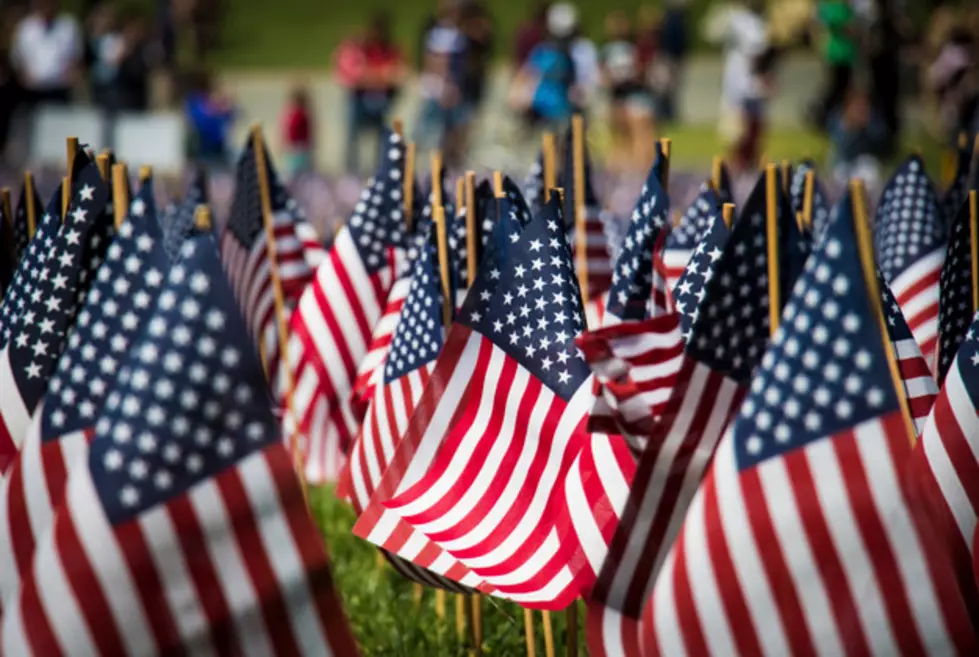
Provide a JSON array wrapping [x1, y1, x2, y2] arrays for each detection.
[[819, 63, 852, 128]]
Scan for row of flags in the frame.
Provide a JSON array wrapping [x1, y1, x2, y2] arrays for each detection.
[[1, 121, 978, 655]]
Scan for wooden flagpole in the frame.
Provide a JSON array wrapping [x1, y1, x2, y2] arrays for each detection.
[[850, 178, 918, 445], [802, 170, 815, 232], [542, 132, 557, 202], [404, 142, 416, 233], [465, 171, 478, 284], [251, 125, 307, 496], [95, 153, 111, 180], [970, 190, 978, 315], [572, 114, 589, 307], [711, 155, 722, 191], [23, 172, 37, 239], [765, 164, 780, 335], [658, 137, 672, 190], [525, 608, 537, 657], [111, 164, 129, 229], [139, 166, 153, 183], [194, 205, 211, 231], [722, 202, 735, 229], [780, 159, 791, 195], [63, 137, 79, 220], [432, 152, 443, 209]]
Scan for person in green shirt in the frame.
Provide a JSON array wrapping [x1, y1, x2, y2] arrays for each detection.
[[815, 0, 857, 129]]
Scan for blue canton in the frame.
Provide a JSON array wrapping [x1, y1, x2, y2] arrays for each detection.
[[463, 198, 589, 401], [44, 183, 168, 440], [875, 155, 945, 285], [161, 169, 208, 262], [734, 189, 900, 471], [950, 311, 979, 407], [8, 164, 115, 413], [937, 200, 976, 383], [524, 152, 545, 217], [89, 232, 277, 523], [12, 181, 42, 262], [561, 127, 601, 231], [384, 229, 446, 382], [667, 183, 719, 251], [605, 163, 669, 321], [674, 212, 730, 341]]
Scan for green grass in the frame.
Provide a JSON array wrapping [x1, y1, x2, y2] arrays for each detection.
[[311, 485, 587, 656]]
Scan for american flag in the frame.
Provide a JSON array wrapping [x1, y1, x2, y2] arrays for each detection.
[[287, 130, 407, 481], [562, 129, 614, 299], [789, 160, 831, 240], [875, 155, 945, 373], [642, 189, 976, 656], [674, 207, 731, 342], [662, 183, 721, 293], [161, 168, 207, 262], [941, 138, 977, 227], [342, 216, 478, 592], [583, 173, 808, 657], [1, 201, 14, 295], [355, 198, 593, 607], [907, 309, 979, 622], [0, 231, 359, 655], [0, 182, 167, 604], [0, 181, 71, 347], [524, 151, 544, 217], [0, 164, 114, 472], [937, 199, 976, 382], [12, 178, 43, 265]]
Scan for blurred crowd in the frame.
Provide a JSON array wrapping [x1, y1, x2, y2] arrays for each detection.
[[1, 0, 978, 183]]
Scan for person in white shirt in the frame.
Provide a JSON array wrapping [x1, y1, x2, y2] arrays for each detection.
[[10, 0, 82, 105]]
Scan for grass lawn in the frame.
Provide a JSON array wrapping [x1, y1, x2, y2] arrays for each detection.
[[311, 485, 587, 656]]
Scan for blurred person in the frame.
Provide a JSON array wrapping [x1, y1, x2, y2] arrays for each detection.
[[827, 86, 888, 186], [703, 0, 769, 156], [600, 11, 655, 171], [415, 0, 469, 166], [652, 0, 689, 122], [184, 69, 236, 169], [866, 0, 905, 155], [85, 3, 122, 112], [0, 4, 28, 160], [281, 85, 314, 178], [336, 12, 403, 174], [514, 2, 550, 67], [508, 2, 581, 133], [460, 1, 494, 115], [9, 0, 82, 106], [732, 44, 778, 174], [928, 26, 978, 144], [813, 0, 857, 130]]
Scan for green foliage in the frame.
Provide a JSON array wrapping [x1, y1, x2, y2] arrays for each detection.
[[310, 485, 587, 656]]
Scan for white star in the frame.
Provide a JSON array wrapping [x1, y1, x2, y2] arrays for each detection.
[[79, 184, 95, 201]]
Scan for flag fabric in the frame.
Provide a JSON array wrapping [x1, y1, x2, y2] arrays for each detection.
[[524, 152, 545, 217], [662, 183, 721, 293], [0, 164, 114, 472], [641, 190, 976, 656], [1, 201, 14, 296], [937, 199, 976, 383], [941, 139, 977, 227], [0, 182, 71, 348], [563, 129, 614, 299], [0, 181, 167, 604], [673, 207, 731, 342], [287, 130, 407, 480], [907, 309, 979, 622], [789, 160, 832, 240], [12, 180, 43, 265], [583, 172, 808, 657], [875, 155, 945, 372], [0, 230, 360, 655], [161, 168, 207, 262], [355, 198, 593, 607]]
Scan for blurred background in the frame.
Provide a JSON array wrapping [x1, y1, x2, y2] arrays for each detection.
[[0, 0, 976, 231]]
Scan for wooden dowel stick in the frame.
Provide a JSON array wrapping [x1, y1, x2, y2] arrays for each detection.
[[850, 178, 918, 445], [765, 164, 780, 336], [471, 595, 482, 655], [193, 205, 210, 230], [111, 163, 129, 229], [465, 171, 477, 285], [95, 153, 111, 180], [722, 203, 735, 229], [780, 159, 791, 195], [455, 594, 466, 642], [970, 190, 978, 315], [542, 610, 555, 657], [404, 142, 416, 232], [61, 176, 70, 222], [711, 155, 722, 191], [63, 137, 78, 219], [433, 205, 453, 328], [542, 132, 557, 202], [413, 584, 423, 608], [493, 171, 503, 197], [392, 119, 403, 137], [431, 151, 443, 209], [139, 166, 152, 183], [571, 115, 589, 308], [802, 170, 815, 232], [658, 137, 672, 189], [524, 609, 537, 657], [435, 589, 446, 620], [23, 172, 36, 239], [252, 125, 306, 497]]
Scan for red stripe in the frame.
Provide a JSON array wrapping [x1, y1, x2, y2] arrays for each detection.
[[19, 559, 64, 656], [167, 495, 241, 655], [7, 453, 37, 584], [671, 520, 709, 656], [834, 419, 927, 656], [216, 467, 301, 655], [57, 507, 128, 654]]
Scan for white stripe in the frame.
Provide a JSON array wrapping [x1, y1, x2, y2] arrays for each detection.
[[807, 424, 895, 655], [0, 347, 31, 448], [650, 546, 687, 657], [139, 500, 216, 654], [563, 449, 605, 574], [855, 419, 955, 653], [189, 477, 274, 654], [239, 451, 334, 656]]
